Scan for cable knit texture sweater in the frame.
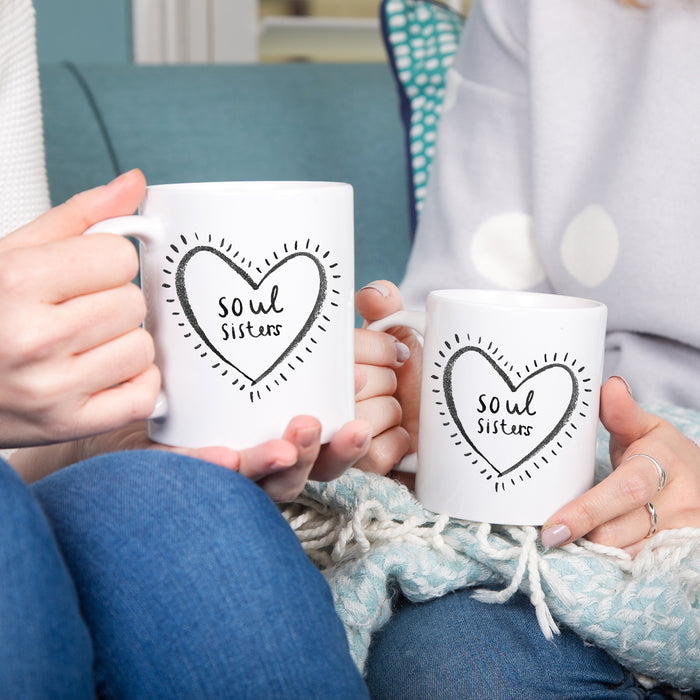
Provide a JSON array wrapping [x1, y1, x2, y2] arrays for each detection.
[[0, 0, 50, 237]]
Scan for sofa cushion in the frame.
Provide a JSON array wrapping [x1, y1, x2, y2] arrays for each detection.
[[40, 63, 118, 203], [40, 62, 413, 290], [380, 0, 465, 234]]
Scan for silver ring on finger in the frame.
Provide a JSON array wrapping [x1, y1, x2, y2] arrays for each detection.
[[627, 453, 667, 492], [645, 501, 658, 539]]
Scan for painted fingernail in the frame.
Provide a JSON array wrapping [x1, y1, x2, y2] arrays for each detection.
[[611, 375, 632, 396], [297, 425, 320, 449], [360, 282, 391, 297], [541, 524, 571, 548], [395, 341, 410, 364]]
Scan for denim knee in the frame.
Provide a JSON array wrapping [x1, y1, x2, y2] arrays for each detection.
[[33, 451, 367, 699], [366, 589, 667, 700]]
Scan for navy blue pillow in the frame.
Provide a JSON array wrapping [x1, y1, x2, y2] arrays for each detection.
[[380, 0, 466, 235]]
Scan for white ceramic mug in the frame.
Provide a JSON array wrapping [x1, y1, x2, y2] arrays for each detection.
[[87, 181, 355, 450], [370, 289, 607, 525]]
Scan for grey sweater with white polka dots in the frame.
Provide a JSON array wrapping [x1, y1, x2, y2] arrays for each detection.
[[401, 0, 700, 411]]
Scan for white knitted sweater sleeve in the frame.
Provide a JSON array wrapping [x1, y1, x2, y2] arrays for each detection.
[[0, 0, 49, 460], [0, 0, 50, 238]]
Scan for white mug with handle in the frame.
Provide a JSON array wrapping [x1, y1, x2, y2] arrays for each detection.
[[369, 289, 607, 525], [87, 181, 355, 450]]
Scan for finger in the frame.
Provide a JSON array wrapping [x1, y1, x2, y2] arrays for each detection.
[[111, 424, 242, 472], [0, 285, 147, 376], [624, 534, 662, 558], [256, 417, 323, 502], [541, 457, 665, 547], [170, 445, 242, 472], [585, 502, 659, 549], [355, 280, 404, 324], [284, 416, 322, 469], [53, 283, 147, 354], [355, 281, 419, 354], [355, 327, 411, 368], [74, 327, 156, 396], [0, 169, 146, 252], [355, 426, 411, 475], [24, 234, 140, 303], [355, 365, 368, 395], [600, 376, 661, 463], [236, 439, 298, 483], [618, 452, 670, 492], [12, 327, 155, 420], [355, 395, 403, 437], [623, 541, 646, 558], [310, 419, 372, 481], [355, 364, 397, 401], [75, 364, 161, 440]]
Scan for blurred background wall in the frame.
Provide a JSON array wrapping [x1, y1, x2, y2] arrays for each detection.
[[33, 0, 468, 65]]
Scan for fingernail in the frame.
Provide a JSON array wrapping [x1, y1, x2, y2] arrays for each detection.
[[360, 282, 391, 298], [105, 170, 133, 190], [271, 456, 296, 470], [395, 341, 410, 363], [354, 430, 372, 450], [611, 375, 632, 396], [297, 425, 320, 449], [541, 524, 571, 548]]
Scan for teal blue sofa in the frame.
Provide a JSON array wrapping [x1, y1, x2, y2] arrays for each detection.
[[39, 62, 413, 290]]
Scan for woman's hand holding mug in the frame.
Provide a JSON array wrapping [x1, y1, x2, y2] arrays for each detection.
[[362, 284, 607, 526]]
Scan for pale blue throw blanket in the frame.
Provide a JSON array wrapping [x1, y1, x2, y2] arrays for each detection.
[[283, 403, 700, 690]]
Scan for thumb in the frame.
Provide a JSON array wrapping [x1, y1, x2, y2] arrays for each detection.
[[355, 280, 405, 325], [0, 169, 146, 252], [355, 280, 421, 354], [600, 376, 657, 463]]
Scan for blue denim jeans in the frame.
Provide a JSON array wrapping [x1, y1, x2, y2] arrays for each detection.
[[0, 458, 94, 699], [1, 452, 368, 699], [365, 590, 681, 699]]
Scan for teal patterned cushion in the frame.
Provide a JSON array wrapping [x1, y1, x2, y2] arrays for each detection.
[[380, 0, 466, 233]]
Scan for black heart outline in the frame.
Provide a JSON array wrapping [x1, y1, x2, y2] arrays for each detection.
[[175, 245, 327, 384], [443, 346, 578, 477]]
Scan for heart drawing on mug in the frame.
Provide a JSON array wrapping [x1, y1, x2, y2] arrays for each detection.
[[434, 337, 592, 490], [163, 234, 340, 400]]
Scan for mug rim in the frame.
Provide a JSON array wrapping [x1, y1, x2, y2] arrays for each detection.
[[429, 288, 605, 311], [145, 181, 351, 194]]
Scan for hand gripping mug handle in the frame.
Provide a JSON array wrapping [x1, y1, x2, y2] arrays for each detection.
[[84, 215, 168, 419], [84, 215, 163, 246], [367, 309, 427, 473]]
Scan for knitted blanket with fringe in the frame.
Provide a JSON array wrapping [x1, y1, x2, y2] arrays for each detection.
[[281, 403, 700, 690]]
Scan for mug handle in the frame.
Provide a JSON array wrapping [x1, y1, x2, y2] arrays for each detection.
[[367, 309, 427, 473], [84, 215, 168, 419], [366, 309, 427, 337], [83, 215, 163, 246]]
